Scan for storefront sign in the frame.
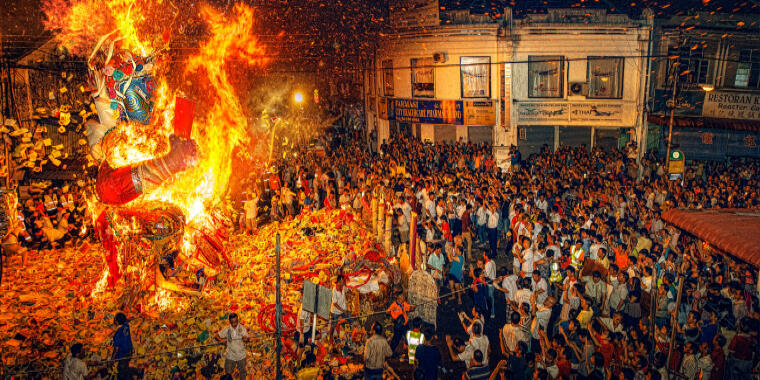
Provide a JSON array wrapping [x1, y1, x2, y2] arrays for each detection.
[[516, 103, 568, 122], [390, 0, 440, 28], [388, 98, 462, 124], [668, 150, 684, 181], [463, 100, 495, 125], [702, 91, 760, 121], [569, 103, 624, 122]]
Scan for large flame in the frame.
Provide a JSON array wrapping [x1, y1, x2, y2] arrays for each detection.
[[45, 0, 270, 304]]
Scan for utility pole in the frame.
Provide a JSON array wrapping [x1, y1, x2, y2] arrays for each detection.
[[665, 33, 684, 168], [275, 233, 282, 380]]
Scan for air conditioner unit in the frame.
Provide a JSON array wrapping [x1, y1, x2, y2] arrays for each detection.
[[432, 52, 448, 63], [569, 81, 588, 96]]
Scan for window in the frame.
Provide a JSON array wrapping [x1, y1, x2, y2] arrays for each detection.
[[667, 45, 710, 85], [734, 49, 760, 89], [528, 56, 564, 98], [382, 59, 394, 96], [587, 57, 624, 98], [411, 58, 435, 98], [461, 56, 491, 98]]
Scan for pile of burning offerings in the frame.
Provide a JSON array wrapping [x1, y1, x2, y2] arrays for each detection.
[[0, 209, 396, 377]]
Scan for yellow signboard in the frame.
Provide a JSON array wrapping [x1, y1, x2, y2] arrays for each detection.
[[463, 100, 495, 126]]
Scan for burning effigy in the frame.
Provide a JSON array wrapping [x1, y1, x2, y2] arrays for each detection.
[[40, 0, 272, 302]]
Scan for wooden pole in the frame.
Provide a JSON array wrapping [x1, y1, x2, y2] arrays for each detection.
[[275, 233, 282, 380], [370, 195, 377, 233], [384, 208, 392, 254], [377, 200, 385, 243], [665, 274, 684, 380], [409, 212, 418, 270]]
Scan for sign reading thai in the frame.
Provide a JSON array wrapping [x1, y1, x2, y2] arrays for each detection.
[[516, 102, 632, 125], [702, 91, 760, 121], [569, 103, 624, 122]]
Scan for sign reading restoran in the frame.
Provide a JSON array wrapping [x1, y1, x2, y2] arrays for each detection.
[[702, 91, 760, 121]]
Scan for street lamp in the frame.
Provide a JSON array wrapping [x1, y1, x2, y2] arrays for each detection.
[[293, 91, 304, 104], [699, 83, 715, 92]]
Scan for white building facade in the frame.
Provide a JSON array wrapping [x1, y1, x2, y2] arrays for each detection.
[[510, 9, 653, 158], [365, 6, 653, 165]]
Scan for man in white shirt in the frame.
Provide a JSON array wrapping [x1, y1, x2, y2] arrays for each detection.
[[425, 196, 437, 221], [330, 276, 350, 337], [514, 277, 533, 309], [399, 197, 412, 226], [476, 203, 487, 244], [483, 252, 497, 318], [63, 343, 88, 380], [497, 271, 519, 304], [531, 295, 556, 347], [486, 203, 499, 258], [607, 272, 629, 315], [502, 311, 529, 354], [243, 192, 258, 232], [447, 323, 489, 369], [520, 243, 535, 276], [589, 234, 604, 261], [531, 270, 548, 305], [218, 313, 250, 379], [296, 306, 314, 345]]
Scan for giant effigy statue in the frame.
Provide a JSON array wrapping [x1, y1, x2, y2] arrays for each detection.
[[84, 37, 228, 300]]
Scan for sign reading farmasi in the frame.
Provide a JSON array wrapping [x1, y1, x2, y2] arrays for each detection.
[[702, 91, 760, 121], [390, 99, 463, 124]]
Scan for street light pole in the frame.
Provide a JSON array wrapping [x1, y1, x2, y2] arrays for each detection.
[[665, 56, 678, 168]]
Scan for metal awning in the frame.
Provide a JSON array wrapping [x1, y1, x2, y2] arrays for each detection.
[[661, 208, 760, 267], [647, 114, 760, 133]]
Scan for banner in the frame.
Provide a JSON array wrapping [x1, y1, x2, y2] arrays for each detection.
[[517, 103, 569, 122], [388, 98, 463, 124], [702, 91, 760, 121]]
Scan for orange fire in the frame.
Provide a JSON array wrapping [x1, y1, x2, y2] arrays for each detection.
[[45, 1, 270, 302]]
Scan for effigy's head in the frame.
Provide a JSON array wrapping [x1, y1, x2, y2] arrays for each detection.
[[88, 41, 157, 131]]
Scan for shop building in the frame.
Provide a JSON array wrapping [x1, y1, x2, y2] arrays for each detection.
[[646, 13, 760, 160], [509, 9, 653, 158], [364, 3, 653, 165]]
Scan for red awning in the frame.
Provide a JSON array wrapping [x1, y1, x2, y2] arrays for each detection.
[[661, 208, 760, 268], [647, 114, 760, 133]]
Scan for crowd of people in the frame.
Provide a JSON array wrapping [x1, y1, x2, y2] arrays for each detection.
[[233, 132, 759, 380], [43, 128, 759, 380], [2, 184, 92, 265]]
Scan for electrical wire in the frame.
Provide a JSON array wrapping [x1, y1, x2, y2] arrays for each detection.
[[7, 53, 760, 75]]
